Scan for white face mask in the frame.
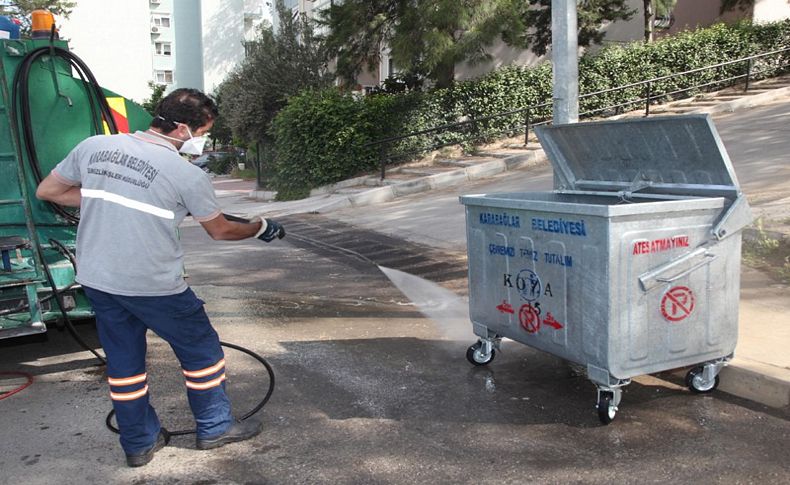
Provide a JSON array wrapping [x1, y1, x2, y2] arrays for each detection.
[[149, 123, 207, 156], [178, 125, 207, 156]]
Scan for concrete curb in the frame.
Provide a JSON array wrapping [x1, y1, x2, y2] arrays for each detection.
[[307, 150, 551, 210], [719, 359, 790, 409], [249, 147, 552, 206], [465, 159, 507, 180], [692, 84, 790, 115], [348, 185, 395, 206], [669, 359, 790, 410], [249, 190, 277, 201], [391, 178, 433, 197], [309, 174, 371, 197], [250, 83, 789, 205], [310, 197, 353, 213], [425, 168, 469, 189]]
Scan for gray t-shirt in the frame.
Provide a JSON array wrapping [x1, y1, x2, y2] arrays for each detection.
[[53, 131, 221, 296]]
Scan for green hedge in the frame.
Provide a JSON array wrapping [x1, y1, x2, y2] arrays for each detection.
[[269, 89, 430, 199], [271, 20, 790, 198]]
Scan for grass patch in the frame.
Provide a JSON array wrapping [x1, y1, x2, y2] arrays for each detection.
[[230, 167, 257, 180], [742, 219, 790, 284], [275, 186, 310, 201]]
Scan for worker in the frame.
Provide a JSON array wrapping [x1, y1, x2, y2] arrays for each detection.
[[35, 88, 284, 467]]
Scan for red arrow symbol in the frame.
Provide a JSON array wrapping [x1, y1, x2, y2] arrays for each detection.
[[496, 300, 514, 314], [542, 312, 564, 330]]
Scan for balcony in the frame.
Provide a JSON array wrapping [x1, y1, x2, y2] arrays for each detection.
[[244, 0, 264, 18]]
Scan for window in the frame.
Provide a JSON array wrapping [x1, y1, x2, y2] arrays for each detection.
[[154, 42, 171, 56], [152, 16, 171, 28], [653, 0, 676, 30], [243, 41, 257, 57], [154, 70, 173, 84]]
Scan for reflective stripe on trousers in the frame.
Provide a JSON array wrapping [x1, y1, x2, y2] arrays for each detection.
[[85, 286, 233, 454]]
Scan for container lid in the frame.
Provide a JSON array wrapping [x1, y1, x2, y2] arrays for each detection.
[[535, 114, 742, 198]]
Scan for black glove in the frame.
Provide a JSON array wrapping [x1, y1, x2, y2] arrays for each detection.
[[256, 218, 285, 242]]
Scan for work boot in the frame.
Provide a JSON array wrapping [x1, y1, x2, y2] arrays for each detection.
[[126, 428, 170, 468], [195, 418, 262, 450]]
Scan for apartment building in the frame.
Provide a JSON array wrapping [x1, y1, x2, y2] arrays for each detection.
[[663, 0, 790, 35], [284, 0, 789, 92], [59, 0, 268, 102]]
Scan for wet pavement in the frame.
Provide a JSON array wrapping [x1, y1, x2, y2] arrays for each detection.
[[2, 222, 788, 484], [2, 100, 790, 484]]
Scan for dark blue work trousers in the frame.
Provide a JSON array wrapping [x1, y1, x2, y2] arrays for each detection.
[[84, 286, 233, 455]]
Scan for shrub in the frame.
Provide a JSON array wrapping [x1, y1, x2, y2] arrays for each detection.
[[205, 152, 242, 175], [270, 19, 790, 197], [270, 89, 371, 197]]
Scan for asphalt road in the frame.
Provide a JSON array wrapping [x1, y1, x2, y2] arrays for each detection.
[[329, 98, 790, 249], [1, 103, 789, 484], [1, 220, 788, 484]]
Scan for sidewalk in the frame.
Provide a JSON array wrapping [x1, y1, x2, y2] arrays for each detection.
[[724, 266, 790, 408], [249, 74, 790, 217], [211, 78, 790, 411]]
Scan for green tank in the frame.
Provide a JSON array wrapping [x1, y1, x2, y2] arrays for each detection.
[[0, 38, 152, 339]]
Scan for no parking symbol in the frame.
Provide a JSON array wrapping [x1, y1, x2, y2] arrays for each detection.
[[661, 286, 695, 322], [519, 304, 540, 333]]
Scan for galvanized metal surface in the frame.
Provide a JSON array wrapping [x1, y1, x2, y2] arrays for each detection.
[[461, 115, 752, 387], [536, 114, 742, 198]]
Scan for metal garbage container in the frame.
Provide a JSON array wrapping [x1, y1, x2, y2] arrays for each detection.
[[460, 114, 752, 424]]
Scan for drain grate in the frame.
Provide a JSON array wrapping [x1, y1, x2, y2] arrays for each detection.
[[278, 214, 469, 293]]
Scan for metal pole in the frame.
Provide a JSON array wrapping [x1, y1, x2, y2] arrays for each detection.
[[256, 142, 262, 189], [744, 58, 753, 92], [380, 144, 386, 180], [524, 108, 531, 146], [551, 0, 579, 126], [645, 81, 652, 117]]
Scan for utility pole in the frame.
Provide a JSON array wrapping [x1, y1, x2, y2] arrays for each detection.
[[551, 0, 579, 125]]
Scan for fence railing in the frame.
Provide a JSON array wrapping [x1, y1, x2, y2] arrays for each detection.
[[367, 45, 790, 179]]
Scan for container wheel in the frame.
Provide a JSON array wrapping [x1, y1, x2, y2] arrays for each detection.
[[466, 342, 495, 366], [597, 392, 616, 425], [685, 366, 720, 394]]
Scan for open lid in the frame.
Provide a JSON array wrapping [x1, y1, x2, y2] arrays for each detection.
[[534, 114, 742, 198]]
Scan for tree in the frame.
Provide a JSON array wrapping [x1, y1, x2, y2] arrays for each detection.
[[207, 90, 233, 149], [642, 0, 677, 42], [720, 0, 753, 14], [503, 0, 635, 56], [216, 0, 331, 144], [322, 0, 636, 89], [323, 0, 518, 89], [140, 81, 166, 117], [0, 0, 75, 33]]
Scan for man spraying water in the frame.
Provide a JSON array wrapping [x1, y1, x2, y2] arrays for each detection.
[[36, 88, 284, 467]]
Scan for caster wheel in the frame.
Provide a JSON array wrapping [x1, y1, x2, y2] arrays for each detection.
[[686, 366, 719, 394], [466, 341, 495, 366], [597, 392, 617, 425]]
